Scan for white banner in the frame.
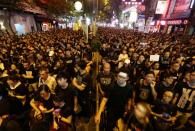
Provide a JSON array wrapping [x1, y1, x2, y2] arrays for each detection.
[[155, 1, 167, 14]]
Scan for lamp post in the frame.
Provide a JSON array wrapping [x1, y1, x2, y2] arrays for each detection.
[[73, 1, 83, 31]]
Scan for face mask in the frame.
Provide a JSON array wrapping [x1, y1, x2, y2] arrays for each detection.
[[188, 81, 195, 87], [117, 79, 126, 87]]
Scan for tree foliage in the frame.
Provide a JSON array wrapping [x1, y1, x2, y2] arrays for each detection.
[[34, 0, 73, 16], [0, 0, 22, 9], [98, 0, 122, 21]]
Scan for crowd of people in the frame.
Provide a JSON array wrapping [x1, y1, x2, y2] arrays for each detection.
[[0, 28, 194, 131]]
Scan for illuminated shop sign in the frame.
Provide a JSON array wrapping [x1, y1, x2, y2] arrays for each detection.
[[167, 20, 188, 25], [122, 0, 142, 5], [155, 1, 168, 14]]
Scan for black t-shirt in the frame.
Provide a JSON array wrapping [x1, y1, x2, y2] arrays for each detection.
[[127, 113, 154, 131], [160, 57, 171, 70], [174, 82, 195, 112], [19, 66, 37, 84], [100, 48, 109, 58], [160, 69, 180, 83], [0, 96, 11, 116], [105, 82, 133, 115], [55, 85, 77, 117], [58, 105, 73, 118], [152, 99, 177, 117], [65, 57, 75, 78], [0, 76, 9, 94], [152, 100, 177, 131], [34, 94, 54, 110], [132, 62, 145, 82], [8, 96, 23, 115], [155, 82, 174, 99], [74, 72, 91, 116], [185, 112, 195, 129], [97, 72, 114, 94], [10, 83, 28, 97], [134, 79, 154, 104]]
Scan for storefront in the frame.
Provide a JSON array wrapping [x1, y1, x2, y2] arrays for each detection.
[[0, 10, 6, 30], [34, 15, 54, 31], [166, 19, 189, 34], [9, 12, 37, 35], [156, 19, 189, 34], [0, 9, 13, 34]]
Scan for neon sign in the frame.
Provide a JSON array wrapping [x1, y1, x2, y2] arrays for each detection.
[[167, 20, 188, 25], [123, 0, 142, 5]]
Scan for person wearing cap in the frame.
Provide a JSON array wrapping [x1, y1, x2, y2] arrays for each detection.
[[95, 72, 133, 131]]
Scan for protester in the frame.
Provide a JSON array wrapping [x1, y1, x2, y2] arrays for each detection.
[[151, 91, 178, 131], [95, 72, 133, 131], [0, 27, 194, 131]]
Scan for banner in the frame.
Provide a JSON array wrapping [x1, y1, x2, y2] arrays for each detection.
[[171, 0, 192, 18], [82, 23, 88, 43], [155, 1, 168, 14]]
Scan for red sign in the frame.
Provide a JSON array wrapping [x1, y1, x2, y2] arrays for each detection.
[[167, 20, 188, 25]]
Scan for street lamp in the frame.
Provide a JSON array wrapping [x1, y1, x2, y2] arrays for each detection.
[[74, 1, 83, 12]]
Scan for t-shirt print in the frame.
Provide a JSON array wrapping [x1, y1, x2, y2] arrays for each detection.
[[26, 71, 32, 76], [177, 87, 195, 110], [100, 77, 112, 85], [139, 88, 150, 100]]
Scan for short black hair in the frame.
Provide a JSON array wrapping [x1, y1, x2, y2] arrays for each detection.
[[163, 73, 175, 79], [56, 72, 71, 82], [145, 71, 155, 76], [38, 84, 50, 93], [39, 68, 49, 73], [0, 83, 7, 96]]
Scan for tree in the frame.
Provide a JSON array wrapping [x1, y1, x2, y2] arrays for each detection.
[[34, 0, 73, 16], [110, 0, 122, 19], [0, 0, 22, 9], [98, 0, 122, 22]]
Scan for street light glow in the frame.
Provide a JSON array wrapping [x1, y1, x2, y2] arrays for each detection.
[[74, 1, 82, 11]]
